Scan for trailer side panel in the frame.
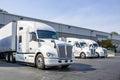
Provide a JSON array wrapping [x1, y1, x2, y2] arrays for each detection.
[[0, 22, 16, 52]]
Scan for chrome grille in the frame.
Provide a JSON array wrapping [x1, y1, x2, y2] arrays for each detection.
[[91, 49, 95, 54], [58, 45, 66, 59], [57, 44, 72, 59], [66, 46, 72, 59], [104, 49, 107, 54]]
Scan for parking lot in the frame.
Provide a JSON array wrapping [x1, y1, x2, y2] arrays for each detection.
[[0, 55, 120, 80]]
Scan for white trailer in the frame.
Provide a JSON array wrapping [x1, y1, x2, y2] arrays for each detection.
[[0, 21, 74, 69], [81, 39, 108, 58], [59, 37, 97, 58]]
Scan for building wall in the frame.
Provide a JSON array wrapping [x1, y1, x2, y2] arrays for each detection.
[[0, 12, 120, 45]]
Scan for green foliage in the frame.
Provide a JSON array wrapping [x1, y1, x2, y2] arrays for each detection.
[[0, 9, 8, 13], [97, 40, 116, 49], [111, 32, 119, 35]]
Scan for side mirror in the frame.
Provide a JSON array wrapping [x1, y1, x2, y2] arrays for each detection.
[[51, 40, 56, 48]]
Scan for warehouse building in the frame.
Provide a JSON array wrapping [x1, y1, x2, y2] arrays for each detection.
[[0, 12, 120, 46]]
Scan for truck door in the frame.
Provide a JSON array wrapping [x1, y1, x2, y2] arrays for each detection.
[[73, 42, 81, 56], [29, 32, 38, 53], [16, 27, 29, 62]]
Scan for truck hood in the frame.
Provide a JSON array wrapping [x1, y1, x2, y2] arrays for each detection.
[[96, 47, 104, 52], [83, 46, 90, 50], [79, 46, 92, 53], [38, 39, 72, 58]]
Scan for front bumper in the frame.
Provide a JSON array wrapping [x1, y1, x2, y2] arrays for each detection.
[[100, 54, 108, 57], [86, 53, 98, 58], [44, 58, 74, 66], [98, 52, 107, 57]]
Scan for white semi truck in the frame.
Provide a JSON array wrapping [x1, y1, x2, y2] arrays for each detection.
[[0, 21, 74, 69], [82, 39, 108, 58], [59, 37, 97, 58], [116, 45, 120, 53]]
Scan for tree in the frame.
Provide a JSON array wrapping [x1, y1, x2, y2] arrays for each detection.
[[111, 32, 119, 35], [98, 40, 116, 50], [0, 9, 8, 13]]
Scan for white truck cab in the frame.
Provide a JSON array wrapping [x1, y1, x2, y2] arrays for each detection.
[[116, 45, 120, 53], [82, 39, 108, 58], [59, 37, 97, 58], [0, 21, 74, 69]]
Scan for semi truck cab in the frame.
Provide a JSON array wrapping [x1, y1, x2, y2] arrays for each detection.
[[73, 41, 97, 58], [92, 43, 108, 58], [60, 38, 97, 58], [82, 39, 108, 58], [0, 21, 74, 69]]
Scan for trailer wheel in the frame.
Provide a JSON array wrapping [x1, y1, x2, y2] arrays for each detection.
[[5, 54, 10, 62], [35, 54, 45, 70], [80, 52, 86, 59]]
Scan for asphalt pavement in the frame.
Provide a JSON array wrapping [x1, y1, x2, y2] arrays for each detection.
[[0, 56, 120, 80]]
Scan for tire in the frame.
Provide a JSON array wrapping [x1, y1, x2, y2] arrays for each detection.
[[5, 54, 10, 62], [35, 54, 45, 70], [80, 53, 86, 59], [61, 65, 69, 68], [96, 52, 99, 58], [10, 53, 16, 63]]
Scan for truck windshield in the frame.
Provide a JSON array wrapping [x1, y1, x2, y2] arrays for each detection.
[[93, 43, 99, 48], [80, 42, 87, 47], [37, 30, 58, 39]]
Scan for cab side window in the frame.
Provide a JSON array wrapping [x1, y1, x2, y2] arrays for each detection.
[[19, 27, 23, 31], [19, 36, 22, 43], [30, 32, 37, 41], [75, 43, 80, 47]]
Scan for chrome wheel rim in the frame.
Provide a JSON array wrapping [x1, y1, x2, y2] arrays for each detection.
[[37, 57, 43, 67], [81, 53, 85, 58]]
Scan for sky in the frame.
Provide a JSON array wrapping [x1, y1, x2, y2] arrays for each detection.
[[0, 0, 120, 34]]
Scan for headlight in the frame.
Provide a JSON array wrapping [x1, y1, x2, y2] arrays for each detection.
[[46, 52, 56, 58]]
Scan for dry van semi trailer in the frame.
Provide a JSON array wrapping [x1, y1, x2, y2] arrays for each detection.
[[59, 37, 97, 58], [0, 21, 74, 69]]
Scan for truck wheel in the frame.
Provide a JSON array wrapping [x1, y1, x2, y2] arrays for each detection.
[[80, 53, 86, 59], [35, 54, 45, 70], [5, 54, 10, 62], [96, 52, 99, 58], [10, 53, 16, 63]]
